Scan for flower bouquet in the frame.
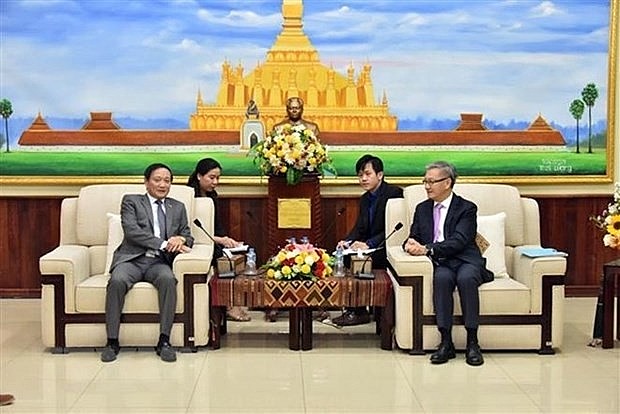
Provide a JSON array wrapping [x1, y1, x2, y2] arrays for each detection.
[[590, 182, 620, 249], [250, 123, 336, 185], [263, 242, 334, 281]]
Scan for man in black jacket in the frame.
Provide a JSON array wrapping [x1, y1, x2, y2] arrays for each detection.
[[404, 161, 493, 366], [333, 154, 403, 326]]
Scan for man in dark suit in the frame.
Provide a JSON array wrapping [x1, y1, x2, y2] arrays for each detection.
[[101, 163, 194, 363], [333, 154, 403, 326], [404, 161, 493, 366]]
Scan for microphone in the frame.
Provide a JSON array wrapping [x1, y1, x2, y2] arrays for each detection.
[[356, 222, 404, 279], [324, 207, 346, 244], [193, 218, 235, 278]]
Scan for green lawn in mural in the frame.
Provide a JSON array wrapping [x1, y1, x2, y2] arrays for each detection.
[[0, 149, 606, 178]]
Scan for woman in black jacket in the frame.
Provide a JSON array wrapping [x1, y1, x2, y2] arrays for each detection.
[[187, 158, 251, 322]]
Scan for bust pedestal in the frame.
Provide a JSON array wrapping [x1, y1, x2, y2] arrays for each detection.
[[267, 173, 323, 254]]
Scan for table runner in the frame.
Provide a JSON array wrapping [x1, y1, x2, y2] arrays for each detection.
[[210, 272, 392, 308]]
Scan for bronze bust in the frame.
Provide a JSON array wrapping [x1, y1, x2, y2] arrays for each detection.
[[273, 97, 320, 136]]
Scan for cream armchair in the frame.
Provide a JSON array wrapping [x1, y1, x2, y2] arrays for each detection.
[[386, 184, 566, 354], [39, 184, 214, 353]]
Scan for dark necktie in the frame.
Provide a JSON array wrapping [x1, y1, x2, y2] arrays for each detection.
[[156, 200, 167, 239], [368, 193, 377, 230]]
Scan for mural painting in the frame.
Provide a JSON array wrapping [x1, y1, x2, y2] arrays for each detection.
[[0, 0, 616, 184]]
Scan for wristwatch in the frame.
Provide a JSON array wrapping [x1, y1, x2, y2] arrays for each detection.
[[425, 244, 433, 256]]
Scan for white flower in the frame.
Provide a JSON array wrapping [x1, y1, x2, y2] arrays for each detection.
[[592, 182, 620, 250], [250, 122, 335, 185], [603, 233, 619, 248]]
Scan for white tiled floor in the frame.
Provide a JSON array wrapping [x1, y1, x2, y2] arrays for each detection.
[[0, 298, 618, 413]]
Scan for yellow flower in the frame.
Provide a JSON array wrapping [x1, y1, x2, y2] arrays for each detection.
[[250, 122, 335, 185], [263, 242, 334, 281], [606, 214, 620, 237]]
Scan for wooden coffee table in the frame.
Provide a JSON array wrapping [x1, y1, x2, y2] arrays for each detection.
[[209, 270, 394, 351]]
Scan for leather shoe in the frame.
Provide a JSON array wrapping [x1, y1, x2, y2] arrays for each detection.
[[465, 342, 484, 366], [0, 394, 15, 406], [430, 341, 456, 364], [100, 343, 120, 362], [265, 309, 279, 322], [332, 310, 370, 326], [156, 341, 177, 362]]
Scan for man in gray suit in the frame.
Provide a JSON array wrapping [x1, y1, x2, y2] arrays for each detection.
[[101, 163, 194, 363], [404, 161, 493, 366]]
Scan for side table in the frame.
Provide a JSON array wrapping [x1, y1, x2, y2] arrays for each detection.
[[602, 259, 620, 348]]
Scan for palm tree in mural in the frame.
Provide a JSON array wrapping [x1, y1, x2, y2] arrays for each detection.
[[581, 83, 598, 154], [0, 99, 13, 153], [569, 99, 585, 154]]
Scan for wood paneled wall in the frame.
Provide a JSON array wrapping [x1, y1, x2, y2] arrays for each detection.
[[0, 197, 61, 297], [0, 194, 613, 298]]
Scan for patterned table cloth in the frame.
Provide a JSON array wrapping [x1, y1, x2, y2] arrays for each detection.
[[210, 272, 392, 309]]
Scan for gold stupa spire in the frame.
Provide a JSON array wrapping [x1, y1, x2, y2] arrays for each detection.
[[190, 0, 397, 132], [267, 0, 317, 60]]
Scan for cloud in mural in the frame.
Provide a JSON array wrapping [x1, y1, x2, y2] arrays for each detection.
[[0, 0, 610, 126]]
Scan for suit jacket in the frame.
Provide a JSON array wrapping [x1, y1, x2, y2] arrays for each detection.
[[110, 194, 194, 271], [409, 193, 493, 283], [346, 180, 403, 268]]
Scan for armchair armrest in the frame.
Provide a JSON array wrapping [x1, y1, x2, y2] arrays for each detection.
[[39, 245, 90, 313], [512, 246, 567, 314], [173, 243, 213, 283], [387, 246, 434, 277], [387, 246, 435, 314]]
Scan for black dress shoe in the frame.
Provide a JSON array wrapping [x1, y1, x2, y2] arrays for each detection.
[[100, 343, 120, 362], [156, 341, 177, 362], [332, 310, 370, 326], [430, 341, 456, 364], [465, 342, 484, 366], [265, 309, 279, 322]]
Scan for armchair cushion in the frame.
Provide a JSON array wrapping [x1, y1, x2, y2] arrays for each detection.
[[477, 212, 509, 278], [105, 213, 123, 276]]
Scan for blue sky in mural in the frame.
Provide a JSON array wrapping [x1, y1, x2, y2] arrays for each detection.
[[0, 0, 610, 128]]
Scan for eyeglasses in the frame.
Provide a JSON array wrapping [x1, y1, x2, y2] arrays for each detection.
[[422, 177, 449, 186]]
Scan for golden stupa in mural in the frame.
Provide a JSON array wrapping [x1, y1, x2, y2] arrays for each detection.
[[189, 0, 397, 132]]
